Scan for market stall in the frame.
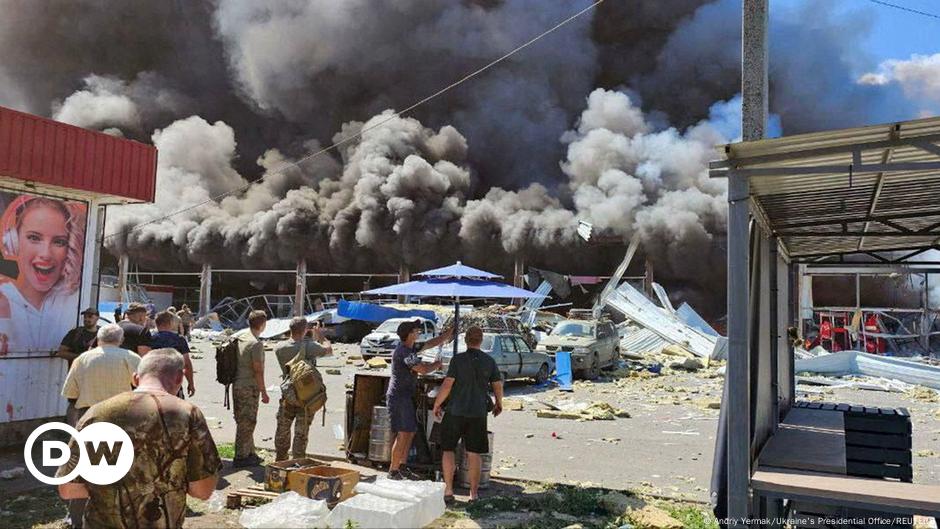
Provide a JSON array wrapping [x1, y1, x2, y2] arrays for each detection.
[[0, 106, 157, 445]]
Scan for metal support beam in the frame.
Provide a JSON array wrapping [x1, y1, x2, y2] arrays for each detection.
[[914, 141, 940, 157], [769, 237, 779, 428], [198, 263, 212, 317], [780, 230, 940, 237], [294, 260, 307, 316], [117, 254, 129, 304], [89, 205, 107, 308], [776, 210, 940, 230], [730, 0, 767, 520], [713, 160, 940, 178], [728, 172, 753, 524], [711, 132, 940, 171]]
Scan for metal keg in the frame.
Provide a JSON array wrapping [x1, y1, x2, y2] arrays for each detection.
[[455, 431, 494, 489], [368, 406, 393, 462]]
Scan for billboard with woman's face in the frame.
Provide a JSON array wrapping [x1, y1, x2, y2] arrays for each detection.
[[0, 190, 87, 355]]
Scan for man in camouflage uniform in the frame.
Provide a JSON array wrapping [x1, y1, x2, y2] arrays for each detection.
[[232, 310, 269, 466], [57, 348, 221, 529], [274, 317, 332, 461]]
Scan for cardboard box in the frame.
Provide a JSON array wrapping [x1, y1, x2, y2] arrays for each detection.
[[264, 458, 320, 492], [288, 465, 360, 505]]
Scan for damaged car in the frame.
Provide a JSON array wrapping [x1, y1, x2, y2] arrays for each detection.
[[359, 317, 436, 360], [535, 319, 619, 379]]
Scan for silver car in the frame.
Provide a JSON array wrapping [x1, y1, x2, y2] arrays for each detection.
[[535, 319, 620, 379], [424, 332, 553, 384]]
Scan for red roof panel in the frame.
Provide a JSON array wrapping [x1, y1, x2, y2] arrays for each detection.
[[0, 105, 156, 202]]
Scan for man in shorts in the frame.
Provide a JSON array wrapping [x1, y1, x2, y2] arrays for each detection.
[[386, 320, 451, 480], [433, 326, 503, 502]]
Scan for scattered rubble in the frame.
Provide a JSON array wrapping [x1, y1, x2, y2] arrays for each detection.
[[366, 357, 388, 369], [628, 505, 683, 529], [502, 399, 524, 411], [325, 368, 342, 375], [537, 401, 630, 421], [0, 468, 25, 480]]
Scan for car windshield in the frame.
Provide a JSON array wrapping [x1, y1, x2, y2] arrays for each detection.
[[436, 334, 496, 356], [551, 322, 594, 337], [375, 320, 404, 333]]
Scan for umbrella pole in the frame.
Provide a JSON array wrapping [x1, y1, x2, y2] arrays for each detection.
[[453, 296, 460, 357]]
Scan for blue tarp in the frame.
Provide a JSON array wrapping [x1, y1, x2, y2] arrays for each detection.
[[554, 351, 573, 392], [337, 300, 438, 324]]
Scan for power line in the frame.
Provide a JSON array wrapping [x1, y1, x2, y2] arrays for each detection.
[[105, 0, 606, 241], [867, 0, 940, 21]]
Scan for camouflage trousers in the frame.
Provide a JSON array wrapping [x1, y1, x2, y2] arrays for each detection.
[[274, 400, 315, 461], [232, 385, 260, 460]]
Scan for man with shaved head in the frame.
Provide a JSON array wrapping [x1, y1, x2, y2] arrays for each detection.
[[57, 348, 221, 528]]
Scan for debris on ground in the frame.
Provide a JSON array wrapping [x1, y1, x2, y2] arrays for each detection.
[[628, 505, 684, 529], [0, 468, 25, 480], [794, 350, 940, 390], [502, 399, 524, 411], [668, 357, 704, 372], [325, 368, 342, 375], [537, 401, 630, 421], [915, 449, 938, 458], [366, 357, 388, 369], [598, 491, 644, 517], [908, 386, 940, 403]]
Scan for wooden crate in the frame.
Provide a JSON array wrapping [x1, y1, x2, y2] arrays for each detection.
[[225, 485, 279, 509]]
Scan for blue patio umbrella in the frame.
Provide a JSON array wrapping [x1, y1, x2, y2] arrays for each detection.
[[362, 263, 540, 357], [414, 261, 502, 280]]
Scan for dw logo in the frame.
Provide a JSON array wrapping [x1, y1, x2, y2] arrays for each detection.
[[24, 422, 134, 485]]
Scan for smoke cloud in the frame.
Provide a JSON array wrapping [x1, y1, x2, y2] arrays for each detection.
[[1, 0, 938, 316]]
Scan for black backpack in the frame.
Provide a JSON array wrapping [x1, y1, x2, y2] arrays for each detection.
[[216, 338, 240, 409]]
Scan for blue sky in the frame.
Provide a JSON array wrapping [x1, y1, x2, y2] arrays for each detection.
[[775, 0, 939, 67]]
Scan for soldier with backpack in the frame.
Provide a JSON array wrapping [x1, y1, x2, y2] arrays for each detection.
[[273, 317, 332, 461], [232, 310, 268, 467]]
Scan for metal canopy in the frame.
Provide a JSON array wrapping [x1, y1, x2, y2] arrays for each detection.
[[710, 116, 940, 259]]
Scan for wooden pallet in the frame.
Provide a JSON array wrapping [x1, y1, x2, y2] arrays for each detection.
[[225, 485, 280, 509]]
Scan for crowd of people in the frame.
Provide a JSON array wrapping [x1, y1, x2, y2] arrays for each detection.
[[51, 302, 504, 527]]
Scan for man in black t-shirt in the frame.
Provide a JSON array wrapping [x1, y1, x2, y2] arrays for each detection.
[[118, 302, 153, 356], [432, 326, 504, 503], [58, 307, 100, 367]]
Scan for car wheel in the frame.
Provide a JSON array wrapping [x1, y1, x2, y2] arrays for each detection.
[[585, 354, 600, 380], [533, 363, 550, 384]]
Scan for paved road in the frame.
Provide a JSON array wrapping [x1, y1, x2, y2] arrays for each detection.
[[187, 339, 719, 501], [171, 339, 940, 503]]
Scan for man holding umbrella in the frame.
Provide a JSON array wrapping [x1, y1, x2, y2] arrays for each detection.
[[387, 319, 453, 480]]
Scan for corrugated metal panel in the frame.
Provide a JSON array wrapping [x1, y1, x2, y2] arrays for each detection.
[[619, 327, 670, 354], [0, 105, 156, 203], [713, 116, 940, 257], [0, 358, 68, 423]]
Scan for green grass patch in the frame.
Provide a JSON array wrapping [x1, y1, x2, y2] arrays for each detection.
[[217, 442, 235, 459], [660, 503, 719, 529], [0, 486, 68, 529]]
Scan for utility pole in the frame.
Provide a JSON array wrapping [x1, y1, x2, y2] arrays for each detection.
[[294, 259, 307, 316], [727, 0, 768, 524]]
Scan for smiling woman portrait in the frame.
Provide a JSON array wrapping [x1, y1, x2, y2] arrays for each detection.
[[0, 193, 87, 355]]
